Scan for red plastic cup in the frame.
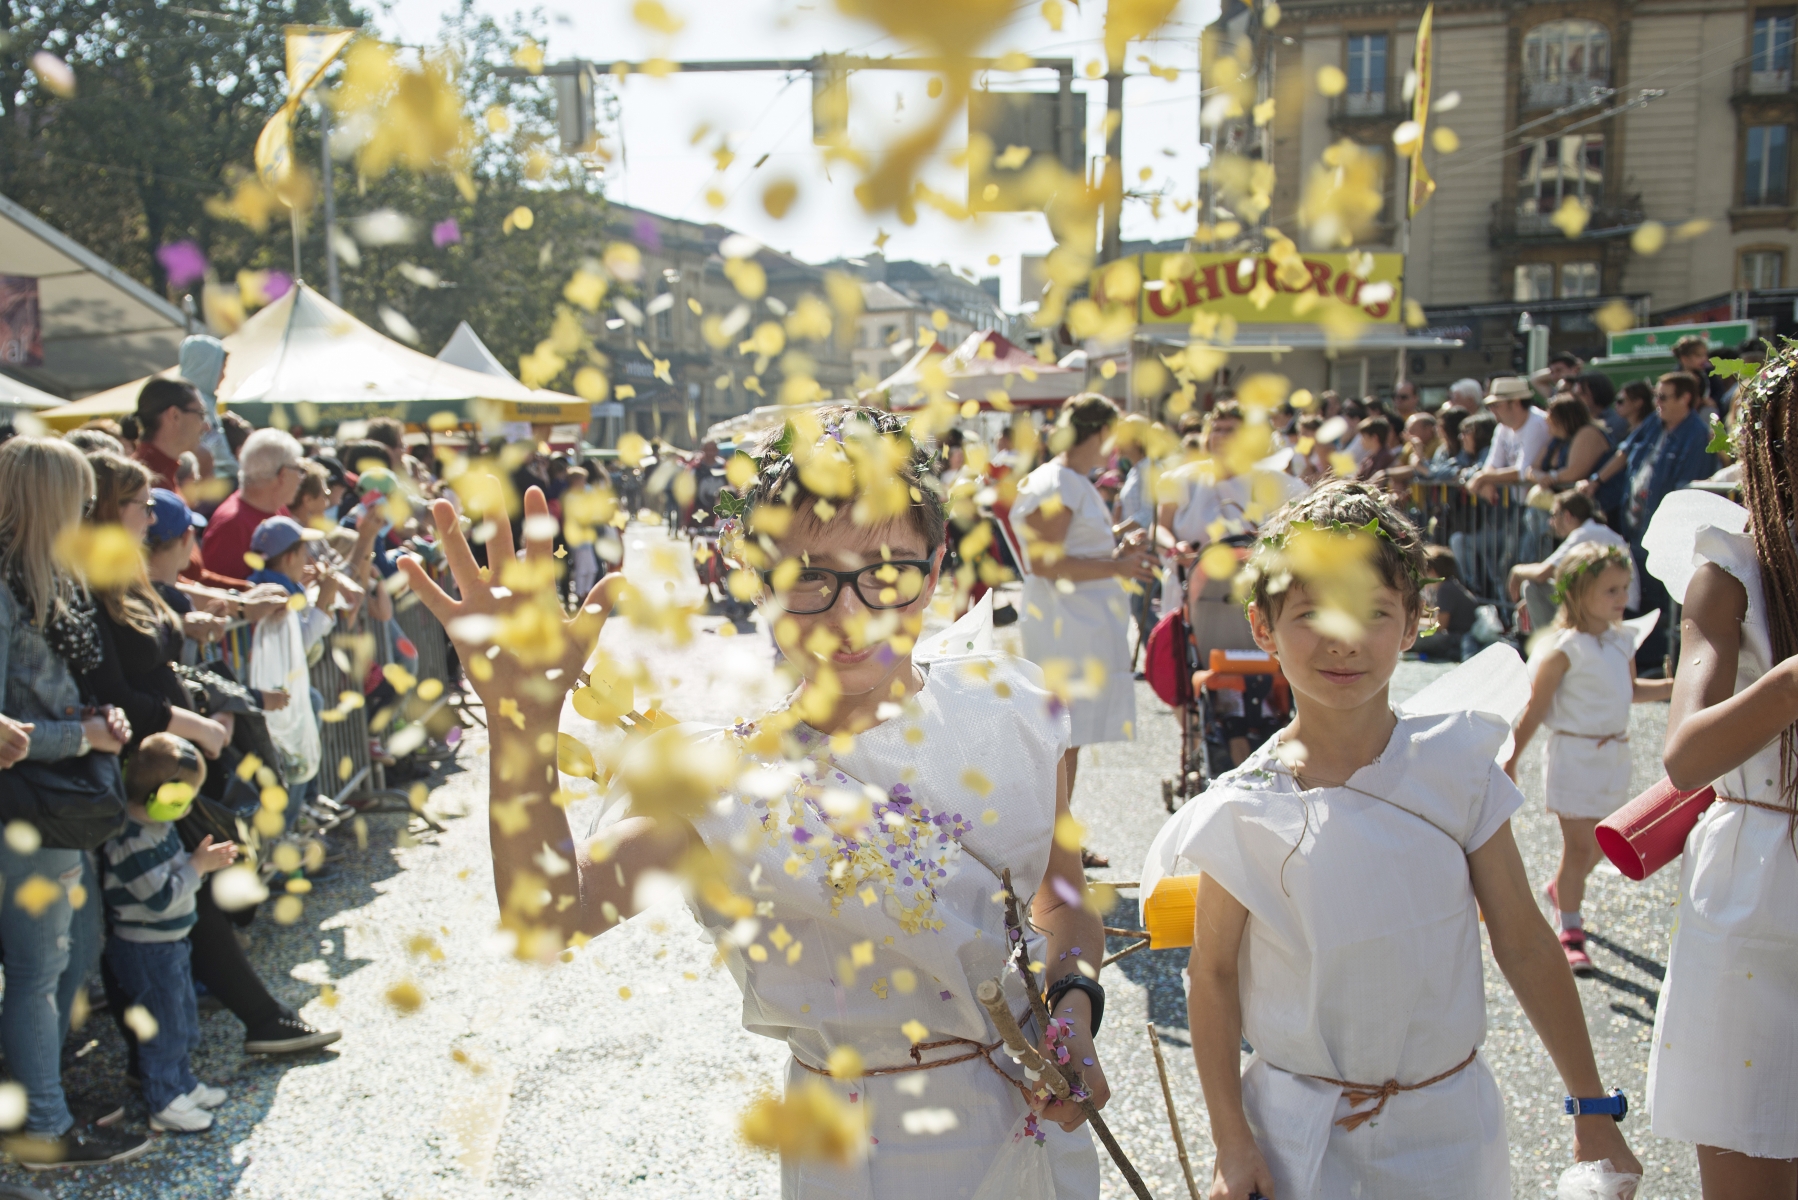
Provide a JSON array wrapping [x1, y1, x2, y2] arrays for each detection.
[[1595, 777, 1717, 881]]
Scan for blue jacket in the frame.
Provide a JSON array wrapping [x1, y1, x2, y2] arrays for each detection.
[[0, 584, 90, 762], [1628, 412, 1715, 542]]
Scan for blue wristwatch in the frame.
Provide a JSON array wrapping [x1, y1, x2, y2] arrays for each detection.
[[1563, 1088, 1628, 1121]]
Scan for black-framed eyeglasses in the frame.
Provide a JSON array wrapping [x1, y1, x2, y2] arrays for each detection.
[[761, 559, 933, 615]]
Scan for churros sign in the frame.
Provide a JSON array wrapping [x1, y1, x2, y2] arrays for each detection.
[[1100, 252, 1405, 325]]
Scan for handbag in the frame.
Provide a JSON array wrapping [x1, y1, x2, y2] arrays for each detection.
[[1144, 607, 1193, 708], [1595, 777, 1717, 881], [0, 749, 128, 850]]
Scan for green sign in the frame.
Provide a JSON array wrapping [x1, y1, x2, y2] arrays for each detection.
[[1606, 320, 1754, 358]]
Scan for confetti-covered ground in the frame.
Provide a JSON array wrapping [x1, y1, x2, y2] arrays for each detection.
[[0, 632, 1698, 1199]]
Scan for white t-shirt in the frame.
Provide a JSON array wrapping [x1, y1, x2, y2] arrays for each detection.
[[1164, 462, 1306, 545], [1486, 407, 1552, 476], [1543, 518, 1638, 609]]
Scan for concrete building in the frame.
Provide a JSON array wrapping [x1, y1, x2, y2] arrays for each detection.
[[588, 204, 855, 448], [1212, 0, 1797, 396], [828, 255, 1009, 390]]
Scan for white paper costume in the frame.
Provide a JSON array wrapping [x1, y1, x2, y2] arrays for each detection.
[[1008, 462, 1135, 747], [573, 601, 1100, 1199], [1139, 649, 1531, 1200], [1531, 617, 1656, 820], [1641, 490, 1798, 1159]]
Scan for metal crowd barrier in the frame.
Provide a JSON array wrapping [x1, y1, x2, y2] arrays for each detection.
[[1403, 482, 1553, 606]]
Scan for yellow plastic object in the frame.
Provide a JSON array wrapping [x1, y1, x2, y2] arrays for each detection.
[[1143, 875, 1202, 949]]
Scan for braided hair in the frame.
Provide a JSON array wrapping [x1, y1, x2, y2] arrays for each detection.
[[1731, 342, 1798, 827]]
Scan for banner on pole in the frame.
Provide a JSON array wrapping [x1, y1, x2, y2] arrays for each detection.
[[1408, 4, 1436, 217], [0, 277, 42, 368], [254, 27, 354, 196]]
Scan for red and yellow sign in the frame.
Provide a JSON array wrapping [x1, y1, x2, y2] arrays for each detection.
[[1101, 252, 1405, 325]]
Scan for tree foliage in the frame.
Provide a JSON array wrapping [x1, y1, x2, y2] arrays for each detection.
[[0, 0, 611, 387]]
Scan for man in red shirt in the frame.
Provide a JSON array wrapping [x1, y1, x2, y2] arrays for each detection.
[[133, 378, 208, 490], [202, 428, 305, 581]]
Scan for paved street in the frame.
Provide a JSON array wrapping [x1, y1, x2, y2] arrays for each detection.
[[0, 612, 1695, 1200]]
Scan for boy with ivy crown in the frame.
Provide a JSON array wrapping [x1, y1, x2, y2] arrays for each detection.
[[1140, 481, 1638, 1200], [402, 407, 1111, 1198]]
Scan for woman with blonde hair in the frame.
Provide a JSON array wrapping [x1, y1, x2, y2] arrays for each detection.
[[0, 437, 149, 1168]]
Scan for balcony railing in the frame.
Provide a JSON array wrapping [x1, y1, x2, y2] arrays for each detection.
[[1520, 75, 1610, 111], [1733, 59, 1795, 99], [1489, 197, 1645, 242], [1328, 91, 1407, 126]]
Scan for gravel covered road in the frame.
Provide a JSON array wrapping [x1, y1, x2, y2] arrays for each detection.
[[1, 618, 1696, 1199]]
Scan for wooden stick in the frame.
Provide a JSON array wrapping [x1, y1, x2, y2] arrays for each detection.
[[1104, 927, 1152, 938], [977, 979, 1155, 1200], [1103, 937, 1153, 968], [1001, 868, 1054, 1031], [1147, 1022, 1202, 1200]]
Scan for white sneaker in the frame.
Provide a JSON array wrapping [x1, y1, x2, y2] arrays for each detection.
[[186, 1082, 227, 1109], [149, 1093, 213, 1132]]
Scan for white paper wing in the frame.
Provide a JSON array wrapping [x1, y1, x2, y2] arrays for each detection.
[[1623, 609, 1661, 653], [1396, 642, 1532, 728], [1642, 489, 1747, 605], [914, 589, 996, 663]]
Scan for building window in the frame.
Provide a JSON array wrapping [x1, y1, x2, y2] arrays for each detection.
[[1743, 249, 1786, 289], [1522, 19, 1611, 109], [1517, 135, 1605, 222], [1561, 261, 1601, 298], [1745, 125, 1791, 206], [1345, 34, 1388, 115], [1753, 9, 1796, 94], [1514, 263, 1555, 302]]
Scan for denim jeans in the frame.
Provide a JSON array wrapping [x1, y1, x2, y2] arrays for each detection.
[[0, 843, 101, 1135], [103, 936, 199, 1112]]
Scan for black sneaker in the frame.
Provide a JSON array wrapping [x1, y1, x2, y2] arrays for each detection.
[[244, 1015, 341, 1055], [9, 1123, 152, 1169]]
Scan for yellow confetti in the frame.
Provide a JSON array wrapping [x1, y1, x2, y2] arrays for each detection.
[[618, 986, 633, 1000], [961, 768, 994, 797], [901, 1019, 929, 1044], [740, 1080, 867, 1165], [385, 979, 426, 1014], [828, 1046, 864, 1079], [272, 894, 304, 924], [850, 940, 875, 967], [981, 809, 999, 825], [122, 1005, 159, 1042], [1053, 813, 1087, 852], [12, 876, 60, 917], [891, 968, 917, 994], [1550, 195, 1590, 238], [747, 944, 769, 962]]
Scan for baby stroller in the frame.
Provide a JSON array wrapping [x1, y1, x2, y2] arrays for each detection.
[[1145, 535, 1292, 811]]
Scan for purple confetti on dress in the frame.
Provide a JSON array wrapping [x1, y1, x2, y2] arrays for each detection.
[[432, 217, 461, 248], [156, 241, 207, 288], [939, 990, 953, 1001], [791, 827, 812, 844]]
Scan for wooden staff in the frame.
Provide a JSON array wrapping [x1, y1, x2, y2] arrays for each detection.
[[1103, 938, 1153, 968], [976, 979, 1155, 1200], [1147, 1022, 1201, 1200], [1000, 868, 1053, 1030]]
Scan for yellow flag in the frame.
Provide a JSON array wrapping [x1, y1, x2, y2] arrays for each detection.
[[253, 28, 353, 202], [286, 26, 355, 103], [1408, 4, 1436, 217]]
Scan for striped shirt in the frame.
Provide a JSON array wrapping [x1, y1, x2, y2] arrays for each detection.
[[101, 818, 200, 943]]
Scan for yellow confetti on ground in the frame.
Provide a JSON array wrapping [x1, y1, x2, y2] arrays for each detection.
[[385, 979, 426, 1014]]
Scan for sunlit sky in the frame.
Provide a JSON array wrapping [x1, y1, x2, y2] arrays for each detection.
[[376, 0, 1218, 308]]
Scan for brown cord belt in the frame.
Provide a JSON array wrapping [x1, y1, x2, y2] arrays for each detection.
[[792, 1025, 1032, 1100], [1718, 795, 1798, 816], [1301, 1046, 1480, 1131], [1550, 729, 1629, 748]]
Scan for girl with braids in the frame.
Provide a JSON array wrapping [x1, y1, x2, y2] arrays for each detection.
[[1143, 481, 1638, 1200], [1653, 343, 1798, 1195], [1506, 542, 1672, 974]]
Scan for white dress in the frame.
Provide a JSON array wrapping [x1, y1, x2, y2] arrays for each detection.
[[1645, 520, 1798, 1158], [576, 647, 1100, 1199], [1534, 625, 1635, 819], [1140, 712, 1522, 1200], [1009, 462, 1135, 747]]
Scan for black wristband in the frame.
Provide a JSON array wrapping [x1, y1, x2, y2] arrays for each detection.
[[1044, 972, 1105, 1037]]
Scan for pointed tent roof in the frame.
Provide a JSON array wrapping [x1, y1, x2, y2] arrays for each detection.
[[873, 330, 1082, 411], [436, 320, 516, 378], [45, 285, 587, 429], [0, 371, 68, 413]]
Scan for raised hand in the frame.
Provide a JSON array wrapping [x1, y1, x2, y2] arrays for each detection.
[[398, 481, 621, 722]]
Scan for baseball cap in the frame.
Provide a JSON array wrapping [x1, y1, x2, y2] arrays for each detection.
[[147, 488, 206, 543], [249, 514, 322, 560]]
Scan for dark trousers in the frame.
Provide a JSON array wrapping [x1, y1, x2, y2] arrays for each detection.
[[102, 886, 285, 1073], [103, 937, 199, 1111]]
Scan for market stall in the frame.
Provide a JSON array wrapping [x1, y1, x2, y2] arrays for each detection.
[[872, 330, 1083, 411]]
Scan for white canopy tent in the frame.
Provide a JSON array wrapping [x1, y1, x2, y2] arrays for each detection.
[[872, 330, 1084, 411], [0, 370, 68, 417], [46, 285, 588, 430], [0, 192, 192, 397]]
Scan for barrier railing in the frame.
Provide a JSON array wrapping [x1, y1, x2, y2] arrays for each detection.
[[1403, 482, 1554, 608]]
